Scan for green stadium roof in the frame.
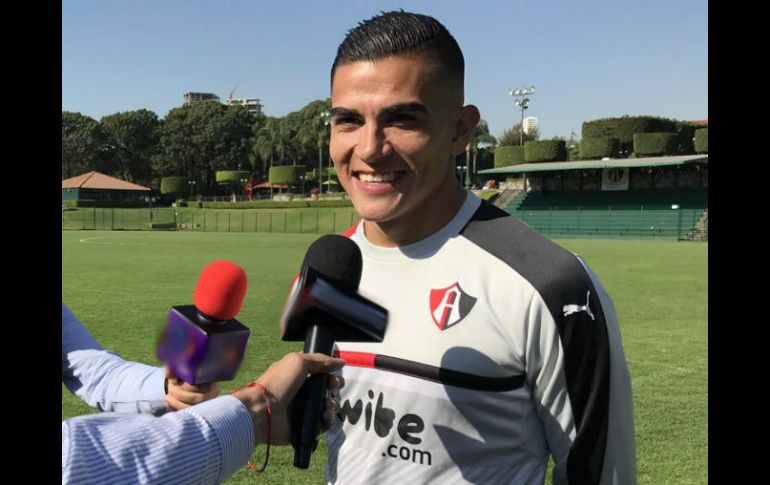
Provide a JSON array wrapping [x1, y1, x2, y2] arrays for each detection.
[[478, 154, 708, 174]]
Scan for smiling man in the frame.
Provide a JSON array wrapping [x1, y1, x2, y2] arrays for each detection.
[[321, 11, 637, 485], [330, 53, 476, 247]]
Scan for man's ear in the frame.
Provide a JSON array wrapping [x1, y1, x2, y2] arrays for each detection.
[[451, 105, 481, 156]]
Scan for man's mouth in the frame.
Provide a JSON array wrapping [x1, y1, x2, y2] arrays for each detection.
[[354, 171, 403, 183]]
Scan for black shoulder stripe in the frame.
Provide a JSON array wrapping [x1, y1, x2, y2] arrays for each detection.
[[460, 200, 611, 483], [357, 353, 525, 392]]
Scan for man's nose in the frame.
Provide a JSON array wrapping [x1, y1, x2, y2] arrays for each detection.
[[354, 124, 392, 164]]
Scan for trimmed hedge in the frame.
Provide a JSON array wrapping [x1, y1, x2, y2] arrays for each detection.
[[161, 176, 187, 195], [583, 116, 678, 155], [633, 133, 679, 156], [694, 128, 708, 153], [216, 171, 251, 184], [524, 140, 567, 163], [269, 166, 306, 185], [494, 146, 526, 167], [308, 167, 337, 182], [201, 199, 353, 209], [672, 121, 698, 154], [579, 137, 619, 160]]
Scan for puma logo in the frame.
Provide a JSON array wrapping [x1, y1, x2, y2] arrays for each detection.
[[562, 291, 595, 320]]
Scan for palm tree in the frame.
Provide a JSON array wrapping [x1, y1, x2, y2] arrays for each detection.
[[466, 120, 497, 186], [298, 108, 331, 189], [254, 118, 280, 176], [273, 120, 294, 166]]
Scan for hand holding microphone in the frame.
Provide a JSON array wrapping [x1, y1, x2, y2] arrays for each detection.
[[164, 367, 220, 411], [157, 260, 251, 386], [281, 235, 388, 468], [231, 352, 347, 446]]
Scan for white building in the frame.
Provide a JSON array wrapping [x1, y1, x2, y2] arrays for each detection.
[[523, 116, 538, 135], [183, 92, 220, 105], [225, 98, 263, 114]]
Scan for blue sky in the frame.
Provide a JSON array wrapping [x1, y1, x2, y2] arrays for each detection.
[[62, 0, 708, 140]]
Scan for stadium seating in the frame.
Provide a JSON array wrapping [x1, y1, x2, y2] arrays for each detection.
[[505, 188, 707, 239]]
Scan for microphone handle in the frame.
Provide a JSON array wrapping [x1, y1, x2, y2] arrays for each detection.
[[292, 323, 336, 469]]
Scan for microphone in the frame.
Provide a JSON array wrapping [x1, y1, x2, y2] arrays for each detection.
[[282, 235, 388, 469], [157, 260, 251, 384]]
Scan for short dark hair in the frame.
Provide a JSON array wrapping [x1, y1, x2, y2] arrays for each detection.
[[331, 11, 464, 97]]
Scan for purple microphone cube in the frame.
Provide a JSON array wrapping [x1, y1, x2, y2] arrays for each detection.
[[157, 305, 250, 384]]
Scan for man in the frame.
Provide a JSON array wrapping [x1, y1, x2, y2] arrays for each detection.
[[320, 11, 636, 484], [63, 350, 345, 484], [62, 303, 345, 483], [62, 302, 218, 414]]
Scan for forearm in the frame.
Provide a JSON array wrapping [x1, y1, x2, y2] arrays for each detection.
[[62, 395, 255, 484], [62, 303, 167, 414], [62, 348, 167, 414]]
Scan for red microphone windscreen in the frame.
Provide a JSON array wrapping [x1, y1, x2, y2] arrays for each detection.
[[193, 260, 248, 321]]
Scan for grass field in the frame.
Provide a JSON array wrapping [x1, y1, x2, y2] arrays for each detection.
[[62, 230, 707, 484]]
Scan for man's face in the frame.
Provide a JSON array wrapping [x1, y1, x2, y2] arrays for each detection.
[[330, 55, 468, 228]]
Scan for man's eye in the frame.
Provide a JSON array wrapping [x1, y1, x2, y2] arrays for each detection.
[[334, 117, 360, 126], [389, 114, 417, 125]]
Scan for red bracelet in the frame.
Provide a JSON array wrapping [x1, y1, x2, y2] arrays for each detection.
[[230, 381, 271, 473]]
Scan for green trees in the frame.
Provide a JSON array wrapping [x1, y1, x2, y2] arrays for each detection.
[[297, 100, 332, 187], [254, 117, 281, 176], [61, 97, 373, 197], [153, 101, 255, 191], [100, 109, 160, 186], [498, 122, 539, 147], [62, 112, 117, 178]]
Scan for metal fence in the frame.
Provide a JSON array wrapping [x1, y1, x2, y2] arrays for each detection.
[[62, 208, 360, 234], [62, 206, 708, 241]]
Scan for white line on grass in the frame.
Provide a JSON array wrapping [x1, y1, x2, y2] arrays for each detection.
[[77, 236, 139, 246]]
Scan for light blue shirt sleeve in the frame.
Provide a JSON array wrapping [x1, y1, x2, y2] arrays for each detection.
[[61, 303, 167, 415], [62, 395, 256, 485]]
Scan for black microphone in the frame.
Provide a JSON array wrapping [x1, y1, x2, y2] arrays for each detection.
[[281, 235, 388, 469]]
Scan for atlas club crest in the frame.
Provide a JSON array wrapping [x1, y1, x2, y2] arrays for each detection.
[[429, 282, 477, 330]]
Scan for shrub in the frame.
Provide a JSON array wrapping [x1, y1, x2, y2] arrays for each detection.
[[494, 146, 526, 167], [215, 170, 251, 184], [633, 133, 679, 156], [524, 140, 567, 163], [160, 176, 186, 195], [583, 116, 678, 156], [694, 128, 708, 153], [579, 137, 619, 159], [269, 166, 306, 185]]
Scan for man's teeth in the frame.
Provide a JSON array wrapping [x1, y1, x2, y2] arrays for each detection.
[[358, 172, 396, 183]]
